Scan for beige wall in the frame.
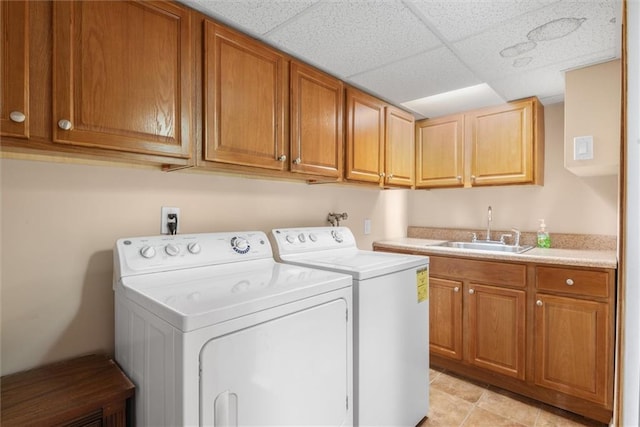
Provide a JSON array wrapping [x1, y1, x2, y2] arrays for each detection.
[[409, 102, 619, 236], [0, 160, 408, 375], [0, 101, 618, 375]]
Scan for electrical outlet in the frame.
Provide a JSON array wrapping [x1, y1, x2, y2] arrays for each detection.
[[161, 207, 180, 234]]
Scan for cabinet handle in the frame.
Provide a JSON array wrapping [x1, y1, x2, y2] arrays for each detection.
[[293, 157, 301, 165], [456, 176, 462, 181], [471, 175, 477, 181], [58, 119, 73, 130], [469, 289, 475, 295], [9, 111, 26, 123], [277, 155, 287, 162], [453, 286, 460, 292], [388, 174, 394, 179], [565, 278, 574, 286], [536, 300, 543, 306], [379, 172, 385, 178]]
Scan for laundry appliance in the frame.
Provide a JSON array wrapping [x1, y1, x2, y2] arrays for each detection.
[[113, 231, 353, 426], [270, 226, 429, 426]]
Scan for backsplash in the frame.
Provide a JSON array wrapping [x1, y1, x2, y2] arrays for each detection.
[[407, 226, 617, 251]]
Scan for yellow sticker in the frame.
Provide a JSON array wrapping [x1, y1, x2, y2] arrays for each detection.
[[417, 267, 429, 303]]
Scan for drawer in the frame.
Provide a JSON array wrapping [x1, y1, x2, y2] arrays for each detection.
[[430, 256, 526, 288], [536, 266, 611, 298]]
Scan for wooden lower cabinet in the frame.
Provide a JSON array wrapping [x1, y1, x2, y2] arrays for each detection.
[[373, 247, 615, 424]]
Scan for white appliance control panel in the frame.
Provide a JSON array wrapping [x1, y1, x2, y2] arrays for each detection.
[[115, 232, 272, 277], [271, 227, 357, 255]]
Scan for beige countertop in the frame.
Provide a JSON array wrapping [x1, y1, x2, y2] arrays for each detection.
[[373, 237, 618, 269]]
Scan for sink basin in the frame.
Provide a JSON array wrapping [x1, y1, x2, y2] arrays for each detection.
[[436, 241, 534, 254]]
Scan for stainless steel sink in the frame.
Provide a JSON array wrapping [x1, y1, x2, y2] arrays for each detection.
[[436, 241, 534, 254]]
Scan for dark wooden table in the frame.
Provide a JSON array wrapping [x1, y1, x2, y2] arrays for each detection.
[[1, 354, 135, 426]]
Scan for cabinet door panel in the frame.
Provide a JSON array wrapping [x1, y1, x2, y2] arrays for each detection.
[[429, 277, 463, 360], [290, 61, 343, 177], [468, 100, 533, 185], [415, 115, 464, 188], [467, 284, 526, 379], [535, 294, 611, 406], [204, 22, 287, 170], [0, 1, 29, 139], [53, 1, 192, 158], [385, 106, 414, 187], [345, 88, 384, 183]]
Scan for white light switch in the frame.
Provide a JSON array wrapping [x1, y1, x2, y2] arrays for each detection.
[[364, 219, 371, 235], [574, 136, 594, 160]]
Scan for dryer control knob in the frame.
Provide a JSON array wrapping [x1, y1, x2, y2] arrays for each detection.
[[331, 230, 344, 243], [140, 245, 156, 259], [231, 237, 250, 254], [286, 234, 297, 244], [308, 233, 317, 242], [187, 242, 201, 254], [298, 233, 306, 243], [165, 243, 180, 256]]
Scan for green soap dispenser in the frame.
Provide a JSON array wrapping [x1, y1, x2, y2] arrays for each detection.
[[537, 219, 551, 248]]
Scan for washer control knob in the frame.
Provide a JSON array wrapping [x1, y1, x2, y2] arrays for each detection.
[[187, 242, 201, 254], [298, 233, 306, 243], [331, 230, 344, 243], [231, 236, 250, 254], [286, 234, 297, 244], [165, 243, 180, 257], [308, 233, 318, 242], [140, 245, 156, 259]]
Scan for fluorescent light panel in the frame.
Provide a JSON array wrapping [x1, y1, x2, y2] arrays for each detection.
[[402, 83, 505, 118]]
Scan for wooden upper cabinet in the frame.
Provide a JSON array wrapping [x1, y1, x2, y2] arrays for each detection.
[[52, 1, 192, 160], [0, 1, 29, 139], [467, 283, 526, 380], [416, 97, 544, 189], [415, 114, 464, 188], [534, 294, 611, 406], [203, 21, 288, 171], [345, 87, 385, 184], [290, 61, 343, 177], [385, 106, 415, 187], [468, 98, 542, 186]]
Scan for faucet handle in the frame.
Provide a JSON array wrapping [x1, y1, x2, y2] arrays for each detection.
[[499, 234, 512, 244], [471, 232, 477, 242], [511, 228, 521, 246]]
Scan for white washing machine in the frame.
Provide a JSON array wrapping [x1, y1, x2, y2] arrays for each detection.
[[113, 231, 353, 426], [270, 227, 429, 427]]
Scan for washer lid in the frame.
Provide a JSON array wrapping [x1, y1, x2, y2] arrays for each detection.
[[115, 259, 352, 332], [281, 249, 429, 280]]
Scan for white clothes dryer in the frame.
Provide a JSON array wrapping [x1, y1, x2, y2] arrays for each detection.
[[113, 231, 353, 426], [270, 226, 430, 427]]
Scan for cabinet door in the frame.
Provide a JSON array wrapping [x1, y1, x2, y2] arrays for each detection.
[[429, 277, 463, 360], [384, 106, 414, 187], [204, 21, 288, 171], [345, 88, 385, 183], [0, 1, 29, 139], [415, 115, 464, 188], [290, 61, 343, 177], [52, 1, 192, 160], [467, 99, 534, 186], [534, 294, 611, 406], [467, 283, 526, 379]]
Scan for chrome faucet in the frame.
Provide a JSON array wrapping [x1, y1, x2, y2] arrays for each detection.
[[486, 206, 492, 241]]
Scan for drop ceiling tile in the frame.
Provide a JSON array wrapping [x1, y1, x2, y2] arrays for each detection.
[[182, 0, 319, 35], [452, 0, 620, 81], [488, 66, 566, 102], [407, 0, 556, 41], [349, 47, 480, 104], [267, 1, 442, 77]]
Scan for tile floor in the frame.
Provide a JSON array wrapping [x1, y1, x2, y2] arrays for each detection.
[[425, 367, 608, 427]]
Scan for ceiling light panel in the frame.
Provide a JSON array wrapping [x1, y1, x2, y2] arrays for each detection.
[[350, 46, 480, 104], [452, 1, 619, 81], [266, 1, 442, 77]]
